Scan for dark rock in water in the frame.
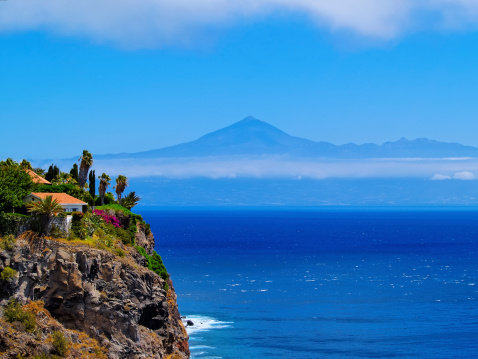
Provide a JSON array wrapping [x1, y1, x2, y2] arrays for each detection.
[[187, 320, 194, 327]]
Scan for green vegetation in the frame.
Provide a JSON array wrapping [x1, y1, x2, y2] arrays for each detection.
[[114, 247, 125, 257], [135, 246, 169, 291], [78, 150, 93, 189], [89, 170, 96, 198], [96, 204, 133, 216], [45, 164, 60, 183], [3, 298, 36, 332], [69, 163, 79, 183], [1, 267, 17, 282], [0, 212, 30, 236], [27, 196, 64, 236], [0, 234, 16, 251], [121, 191, 140, 210], [52, 330, 69, 356], [114, 175, 128, 204], [98, 173, 111, 206], [0, 160, 36, 212]]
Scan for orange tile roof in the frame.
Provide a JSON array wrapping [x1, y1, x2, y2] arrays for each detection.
[[25, 169, 51, 185], [30, 193, 87, 205]]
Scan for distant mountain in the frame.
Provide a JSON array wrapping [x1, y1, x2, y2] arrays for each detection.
[[97, 116, 478, 159]]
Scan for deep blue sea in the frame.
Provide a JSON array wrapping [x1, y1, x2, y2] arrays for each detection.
[[140, 208, 478, 359]]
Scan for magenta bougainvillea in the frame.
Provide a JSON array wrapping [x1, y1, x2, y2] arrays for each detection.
[[92, 209, 123, 228]]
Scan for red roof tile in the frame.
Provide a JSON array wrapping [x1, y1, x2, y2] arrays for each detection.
[[30, 193, 87, 205], [25, 169, 51, 185]]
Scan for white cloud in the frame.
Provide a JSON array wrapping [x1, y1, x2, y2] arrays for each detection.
[[431, 173, 451, 180], [453, 171, 475, 180], [58, 156, 478, 180], [2, 0, 478, 48]]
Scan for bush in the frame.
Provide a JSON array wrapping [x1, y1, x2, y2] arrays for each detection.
[[94, 192, 116, 206], [107, 224, 135, 246], [96, 204, 133, 217], [0, 234, 15, 251], [0, 267, 16, 282], [3, 298, 36, 332], [0, 212, 29, 236], [71, 211, 86, 239], [135, 246, 169, 290], [114, 247, 125, 257], [52, 330, 69, 356]]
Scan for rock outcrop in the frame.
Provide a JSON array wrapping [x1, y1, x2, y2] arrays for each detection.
[[0, 233, 189, 358]]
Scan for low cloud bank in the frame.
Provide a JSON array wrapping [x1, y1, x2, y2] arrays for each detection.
[[75, 156, 478, 180], [2, 1, 478, 47]]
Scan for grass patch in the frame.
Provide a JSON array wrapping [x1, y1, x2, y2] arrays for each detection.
[[3, 298, 36, 332]]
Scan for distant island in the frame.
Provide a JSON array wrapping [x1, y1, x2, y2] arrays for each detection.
[[94, 116, 478, 160], [24, 117, 478, 207]]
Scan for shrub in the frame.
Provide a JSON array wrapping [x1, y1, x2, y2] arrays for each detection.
[[92, 210, 122, 228], [108, 225, 135, 246], [71, 211, 86, 239], [114, 247, 125, 257], [135, 246, 169, 290], [0, 212, 29, 236], [96, 204, 139, 217], [52, 331, 69, 357], [3, 298, 36, 332], [0, 267, 16, 282], [0, 234, 15, 251]]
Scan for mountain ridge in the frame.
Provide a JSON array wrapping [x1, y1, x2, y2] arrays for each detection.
[[95, 117, 478, 159]]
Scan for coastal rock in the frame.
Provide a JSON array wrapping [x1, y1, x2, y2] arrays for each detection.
[[0, 236, 189, 359], [135, 223, 155, 255]]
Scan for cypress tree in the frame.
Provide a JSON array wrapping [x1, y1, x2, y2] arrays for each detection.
[[69, 163, 79, 183], [89, 170, 96, 198], [45, 164, 60, 182]]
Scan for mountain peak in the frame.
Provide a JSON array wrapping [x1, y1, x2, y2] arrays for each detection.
[[239, 115, 261, 123]]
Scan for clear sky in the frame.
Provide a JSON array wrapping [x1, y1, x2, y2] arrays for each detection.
[[2, 1, 478, 160]]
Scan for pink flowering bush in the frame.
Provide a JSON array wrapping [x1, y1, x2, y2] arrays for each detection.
[[92, 209, 123, 228]]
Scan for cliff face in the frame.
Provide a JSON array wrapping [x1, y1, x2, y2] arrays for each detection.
[[0, 231, 189, 358]]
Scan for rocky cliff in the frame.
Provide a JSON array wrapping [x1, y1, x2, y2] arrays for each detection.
[[0, 230, 189, 358]]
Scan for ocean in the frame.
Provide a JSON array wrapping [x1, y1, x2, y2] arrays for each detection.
[[140, 208, 478, 359]]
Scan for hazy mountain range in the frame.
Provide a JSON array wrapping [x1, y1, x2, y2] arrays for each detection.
[[96, 116, 478, 160], [32, 117, 478, 206]]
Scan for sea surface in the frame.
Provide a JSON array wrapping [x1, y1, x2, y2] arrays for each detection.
[[140, 208, 478, 359]]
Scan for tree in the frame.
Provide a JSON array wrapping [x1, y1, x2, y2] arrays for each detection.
[[69, 163, 79, 183], [27, 195, 64, 236], [121, 191, 140, 210], [51, 172, 77, 185], [45, 164, 60, 182], [114, 175, 128, 204], [89, 170, 96, 198], [78, 150, 93, 188], [0, 162, 35, 212], [32, 167, 46, 177], [19, 159, 32, 170], [98, 173, 111, 206]]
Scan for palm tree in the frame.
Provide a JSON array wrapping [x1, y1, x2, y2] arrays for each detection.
[[114, 175, 128, 204], [51, 172, 77, 185], [27, 195, 64, 236], [78, 150, 93, 188], [121, 191, 141, 210], [98, 173, 111, 206]]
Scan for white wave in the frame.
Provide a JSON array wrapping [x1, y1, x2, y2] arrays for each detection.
[[182, 315, 233, 335]]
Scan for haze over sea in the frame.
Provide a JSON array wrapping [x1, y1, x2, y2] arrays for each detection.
[[142, 208, 478, 359]]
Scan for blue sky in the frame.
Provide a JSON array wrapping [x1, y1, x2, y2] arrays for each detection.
[[2, 1, 478, 160]]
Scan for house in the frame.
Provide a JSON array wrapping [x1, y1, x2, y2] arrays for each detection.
[[24, 193, 87, 213], [25, 169, 51, 185]]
